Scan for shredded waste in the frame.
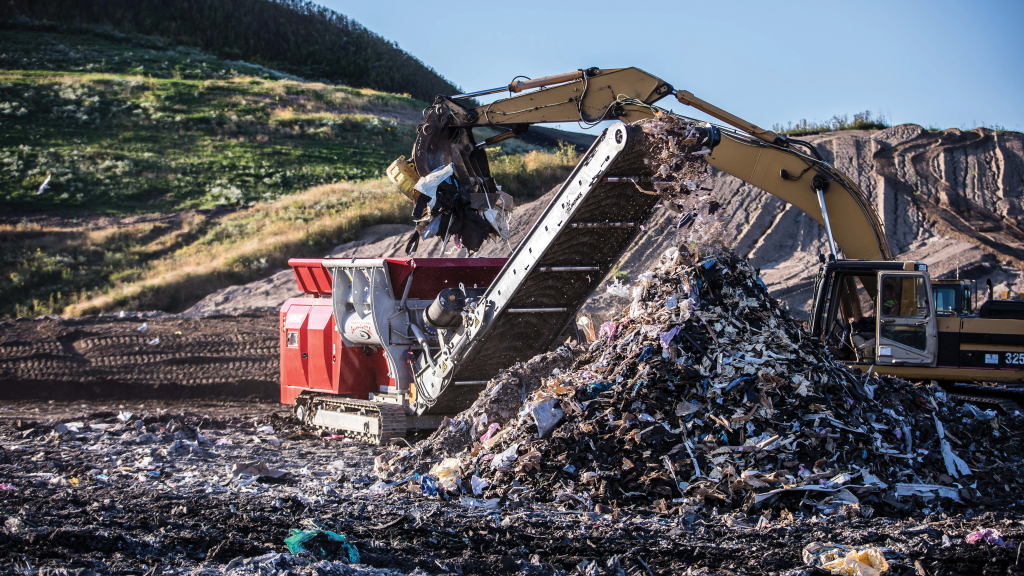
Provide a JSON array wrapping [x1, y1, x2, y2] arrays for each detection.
[[382, 247, 1023, 518], [377, 115, 1024, 519]]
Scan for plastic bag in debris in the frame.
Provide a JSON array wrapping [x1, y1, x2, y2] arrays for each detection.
[[471, 475, 489, 495], [429, 458, 462, 491], [461, 496, 500, 509], [824, 550, 889, 576], [231, 460, 289, 481], [606, 278, 631, 298], [966, 528, 1004, 546], [368, 476, 411, 495], [414, 162, 455, 209], [480, 423, 500, 443], [284, 529, 360, 563], [804, 543, 889, 575], [963, 403, 997, 421], [483, 207, 511, 240], [576, 316, 596, 341], [418, 474, 439, 497], [531, 398, 564, 438], [491, 442, 521, 470]]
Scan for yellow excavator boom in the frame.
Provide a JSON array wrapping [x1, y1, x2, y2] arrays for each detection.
[[425, 67, 892, 261]]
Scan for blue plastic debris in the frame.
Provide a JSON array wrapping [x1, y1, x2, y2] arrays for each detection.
[[725, 376, 751, 393], [285, 529, 360, 563], [419, 474, 439, 497], [583, 381, 613, 399]]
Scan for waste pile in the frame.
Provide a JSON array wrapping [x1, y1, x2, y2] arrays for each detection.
[[380, 249, 1024, 517]]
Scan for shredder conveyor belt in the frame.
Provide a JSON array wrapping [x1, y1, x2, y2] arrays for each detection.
[[413, 122, 660, 416]]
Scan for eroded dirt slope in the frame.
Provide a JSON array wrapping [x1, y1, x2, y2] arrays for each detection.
[[589, 125, 1024, 319]]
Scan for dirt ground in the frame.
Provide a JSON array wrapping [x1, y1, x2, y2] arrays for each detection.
[[0, 311, 278, 401], [1, 399, 1022, 576]]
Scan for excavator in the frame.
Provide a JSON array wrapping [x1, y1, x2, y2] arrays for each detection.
[[279, 67, 1024, 443]]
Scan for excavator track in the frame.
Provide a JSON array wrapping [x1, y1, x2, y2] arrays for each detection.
[[945, 382, 1024, 415], [295, 393, 407, 445]]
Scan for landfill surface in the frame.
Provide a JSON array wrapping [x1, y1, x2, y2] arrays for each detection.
[[1, 399, 1023, 576], [382, 249, 1024, 513], [0, 311, 278, 400]]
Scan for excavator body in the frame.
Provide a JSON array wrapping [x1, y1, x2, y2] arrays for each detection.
[[810, 260, 1024, 387], [279, 67, 1023, 442]]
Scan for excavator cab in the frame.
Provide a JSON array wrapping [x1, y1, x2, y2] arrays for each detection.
[[812, 261, 937, 367]]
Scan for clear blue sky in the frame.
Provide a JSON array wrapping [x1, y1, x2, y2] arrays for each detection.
[[320, 0, 1023, 134]]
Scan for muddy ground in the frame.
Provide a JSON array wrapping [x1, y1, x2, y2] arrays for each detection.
[[1, 400, 1021, 576]]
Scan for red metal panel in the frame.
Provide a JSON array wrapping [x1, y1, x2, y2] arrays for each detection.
[[306, 303, 334, 390], [385, 257, 507, 299], [288, 259, 334, 296], [280, 296, 384, 403], [279, 301, 311, 404], [311, 265, 333, 294], [335, 343, 385, 399]]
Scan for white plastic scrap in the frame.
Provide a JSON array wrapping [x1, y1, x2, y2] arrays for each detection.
[[606, 278, 631, 299], [491, 442, 522, 470], [413, 162, 455, 208], [963, 403, 997, 421], [471, 475, 489, 496], [934, 415, 971, 478], [894, 483, 963, 503], [532, 398, 564, 439], [460, 497, 500, 510]]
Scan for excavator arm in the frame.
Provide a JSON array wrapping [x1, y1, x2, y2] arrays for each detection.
[[392, 67, 892, 261]]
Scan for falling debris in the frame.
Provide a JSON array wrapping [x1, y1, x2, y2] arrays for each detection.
[[36, 171, 50, 195]]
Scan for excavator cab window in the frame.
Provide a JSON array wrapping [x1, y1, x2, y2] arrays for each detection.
[[875, 272, 937, 366], [963, 280, 977, 315], [824, 273, 878, 362], [934, 285, 958, 315]]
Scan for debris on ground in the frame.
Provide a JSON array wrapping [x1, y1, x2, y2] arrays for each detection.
[[284, 529, 360, 563], [804, 542, 890, 575], [966, 528, 1005, 546]]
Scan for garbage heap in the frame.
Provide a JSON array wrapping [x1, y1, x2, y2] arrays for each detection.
[[381, 248, 1023, 516]]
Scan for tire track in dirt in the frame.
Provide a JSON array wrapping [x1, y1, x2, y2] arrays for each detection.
[[0, 312, 279, 399]]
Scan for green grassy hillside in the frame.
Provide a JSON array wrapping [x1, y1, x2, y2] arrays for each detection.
[[0, 30, 422, 214], [0, 28, 581, 318], [0, 0, 461, 101]]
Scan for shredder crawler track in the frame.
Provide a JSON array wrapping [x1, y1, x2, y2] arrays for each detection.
[[294, 393, 407, 445]]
